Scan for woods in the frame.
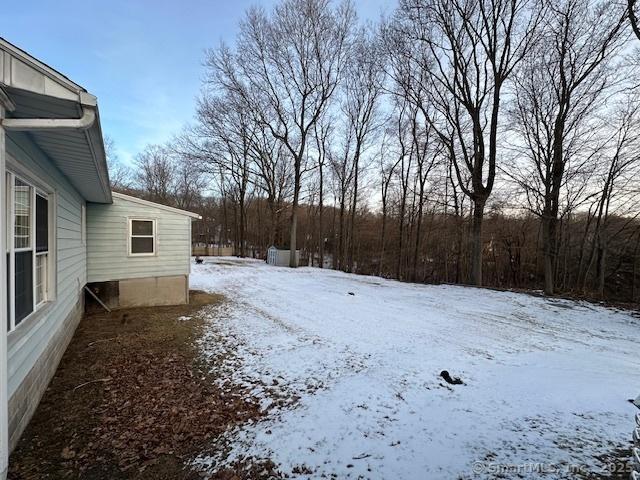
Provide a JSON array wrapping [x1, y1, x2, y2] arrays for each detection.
[[108, 0, 640, 302]]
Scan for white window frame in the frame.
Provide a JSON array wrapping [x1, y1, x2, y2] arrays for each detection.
[[128, 218, 157, 257], [5, 166, 55, 333]]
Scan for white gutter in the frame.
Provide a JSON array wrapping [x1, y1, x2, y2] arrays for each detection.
[[1, 106, 96, 131]]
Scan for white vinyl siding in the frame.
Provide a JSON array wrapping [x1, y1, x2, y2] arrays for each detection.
[[5, 132, 86, 398], [86, 195, 192, 283]]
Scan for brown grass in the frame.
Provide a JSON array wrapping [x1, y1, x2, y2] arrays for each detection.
[[8, 291, 273, 480]]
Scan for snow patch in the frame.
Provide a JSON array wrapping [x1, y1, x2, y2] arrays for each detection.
[[191, 257, 640, 479]]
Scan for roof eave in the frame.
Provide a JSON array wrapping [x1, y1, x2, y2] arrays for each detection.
[[111, 192, 201, 218], [0, 38, 112, 204]]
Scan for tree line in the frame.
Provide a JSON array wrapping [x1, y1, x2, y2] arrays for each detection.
[[108, 0, 640, 301]]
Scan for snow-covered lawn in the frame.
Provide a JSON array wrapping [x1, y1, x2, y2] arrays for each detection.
[[190, 257, 640, 479]]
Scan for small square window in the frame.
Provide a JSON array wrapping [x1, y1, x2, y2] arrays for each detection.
[[129, 219, 155, 255]]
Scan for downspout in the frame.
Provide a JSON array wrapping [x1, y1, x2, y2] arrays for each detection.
[[0, 101, 10, 480]]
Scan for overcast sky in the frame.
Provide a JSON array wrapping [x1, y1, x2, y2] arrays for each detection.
[[3, 0, 393, 165]]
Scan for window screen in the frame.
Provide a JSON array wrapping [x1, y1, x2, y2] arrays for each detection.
[[132, 220, 153, 236], [131, 237, 154, 254], [14, 251, 33, 324], [36, 194, 48, 253], [130, 220, 155, 254]]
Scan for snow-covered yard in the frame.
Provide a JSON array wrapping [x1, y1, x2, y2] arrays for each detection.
[[190, 257, 640, 479]]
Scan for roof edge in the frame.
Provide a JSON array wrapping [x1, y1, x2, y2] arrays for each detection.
[[111, 192, 201, 218], [0, 37, 86, 94]]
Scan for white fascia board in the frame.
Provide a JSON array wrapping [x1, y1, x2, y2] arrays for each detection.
[[0, 40, 93, 106]]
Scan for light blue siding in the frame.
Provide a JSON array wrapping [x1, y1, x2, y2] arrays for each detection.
[[87, 196, 192, 282], [5, 132, 86, 398]]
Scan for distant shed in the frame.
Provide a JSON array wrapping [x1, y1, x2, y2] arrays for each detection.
[[86, 192, 200, 308], [267, 246, 300, 267]]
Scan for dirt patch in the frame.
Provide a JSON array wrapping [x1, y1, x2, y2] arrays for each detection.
[[8, 291, 278, 480]]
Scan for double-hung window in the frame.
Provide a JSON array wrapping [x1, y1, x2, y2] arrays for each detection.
[[129, 219, 156, 256], [5, 172, 52, 331]]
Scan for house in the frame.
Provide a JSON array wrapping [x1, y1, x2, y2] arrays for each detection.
[[0, 38, 198, 478], [86, 192, 199, 309]]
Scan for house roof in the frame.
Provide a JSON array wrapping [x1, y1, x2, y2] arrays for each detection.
[[112, 192, 202, 219], [0, 37, 111, 204]]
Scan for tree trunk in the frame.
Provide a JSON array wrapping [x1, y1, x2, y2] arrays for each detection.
[[239, 194, 246, 257], [469, 198, 485, 286], [397, 195, 408, 280], [596, 242, 606, 298], [318, 163, 324, 269], [633, 231, 640, 302], [332, 200, 338, 270], [412, 194, 424, 282], [542, 214, 557, 295], [347, 152, 360, 273], [338, 192, 346, 271], [289, 172, 301, 268], [268, 197, 277, 247], [232, 203, 239, 256], [380, 201, 387, 277]]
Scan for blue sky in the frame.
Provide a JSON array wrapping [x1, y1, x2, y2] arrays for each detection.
[[3, 0, 393, 165]]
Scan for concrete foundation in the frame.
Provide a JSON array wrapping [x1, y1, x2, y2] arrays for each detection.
[[86, 275, 189, 310], [7, 297, 83, 451], [119, 275, 188, 308]]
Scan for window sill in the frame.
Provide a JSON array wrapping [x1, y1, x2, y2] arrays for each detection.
[[7, 301, 55, 352]]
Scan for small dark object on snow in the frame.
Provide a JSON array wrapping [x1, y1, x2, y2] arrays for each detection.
[[440, 370, 464, 385], [121, 313, 129, 325], [628, 394, 640, 409], [195, 256, 204, 264], [348, 292, 355, 296]]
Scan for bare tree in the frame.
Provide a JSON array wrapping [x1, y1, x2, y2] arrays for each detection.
[[208, 0, 355, 267], [172, 151, 207, 211], [314, 117, 332, 267], [409, 107, 442, 281], [343, 27, 384, 272], [508, 0, 628, 294], [584, 96, 640, 296], [630, 0, 640, 40], [394, 100, 414, 280], [251, 123, 292, 249], [377, 126, 401, 277], [330, 120, 356, 271], [104, 136, 131, 190], [193, 94, 257, 257], [135, 144, 176, 204], [392, 0, 542, 286]]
